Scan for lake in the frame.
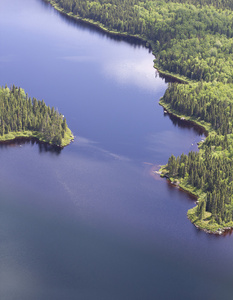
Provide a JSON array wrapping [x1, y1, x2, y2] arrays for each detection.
[[1, 0, 233, 299]]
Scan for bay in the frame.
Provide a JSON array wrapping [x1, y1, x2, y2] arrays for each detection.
[[0, 0, 233, 299]]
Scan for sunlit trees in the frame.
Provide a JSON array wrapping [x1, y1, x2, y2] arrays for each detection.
[[0, 85, 67, 146]]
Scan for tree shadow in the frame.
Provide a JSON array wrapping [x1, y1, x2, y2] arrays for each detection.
[[163, 110, 208, 137], [40, 0, 148, 48], [0, 137, 62, 155]]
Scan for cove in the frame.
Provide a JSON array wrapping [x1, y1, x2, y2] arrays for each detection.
[[1, 0, 233, 299]]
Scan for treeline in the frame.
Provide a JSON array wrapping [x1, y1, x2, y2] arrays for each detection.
[[167, 137, 233, 224], [162, 80, 233, 226], [165, 0, 233, 10], [53, 0, 143, 33], [0, 85, 68, 146], [47, 0, 233, 229], [162, 82, 233, 135], [50, 0, 233, 83]]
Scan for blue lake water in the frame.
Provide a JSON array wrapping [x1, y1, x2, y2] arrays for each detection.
[[1, 0, 233, 299]]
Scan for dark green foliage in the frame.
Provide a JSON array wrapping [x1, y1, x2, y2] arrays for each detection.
[[166, 142, 233, 221], [0, 85, 66, 146], [50, 0, 233, 83], [162, 82, 233, 135], [48, 0, 233, 226], [162, 80, 233, 222], [197, 200, 206, 220], [165, 0, 233, 10]]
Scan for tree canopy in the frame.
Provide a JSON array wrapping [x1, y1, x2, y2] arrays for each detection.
[[47, 0, 233, 232], [0, 85, 72, 147]]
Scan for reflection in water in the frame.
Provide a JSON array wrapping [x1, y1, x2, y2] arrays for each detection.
[[41, 0, 147, 48], [155, 70, 186, 83], [2, 1, 233, 300], [166, 179, 197, 202], [163, 109, 208, 137], [0, 138, 62, 155], [103, 58, 160, 91]]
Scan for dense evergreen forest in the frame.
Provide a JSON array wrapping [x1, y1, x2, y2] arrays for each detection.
[[47, 0, 233, 232], [0, 85, 73, 147]]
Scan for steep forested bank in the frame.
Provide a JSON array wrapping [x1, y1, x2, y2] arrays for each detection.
[[46, 0, 233, 233], [0, 85, 73, 147]]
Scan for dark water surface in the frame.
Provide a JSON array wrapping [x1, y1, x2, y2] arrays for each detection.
[[1, 0, 233, 299]]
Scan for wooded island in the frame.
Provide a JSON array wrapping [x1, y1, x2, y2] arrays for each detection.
[[0, 85, 73, 147], [46, 0, 233, 233]]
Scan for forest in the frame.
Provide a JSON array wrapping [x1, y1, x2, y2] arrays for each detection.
[[47, 0, 233, 232], [0, 85, 72, 147]]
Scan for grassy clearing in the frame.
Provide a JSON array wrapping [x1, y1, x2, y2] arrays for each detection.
[[187, 206, 233, 234]]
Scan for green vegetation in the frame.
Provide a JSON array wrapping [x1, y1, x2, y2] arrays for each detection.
[[160, 139, 233, 233], [0, 85, 73, 147], [47, 0, 233, 83], [46, 0, 233, 233]]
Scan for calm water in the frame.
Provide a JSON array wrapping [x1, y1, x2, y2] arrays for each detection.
[[0, 0, 233, 299]]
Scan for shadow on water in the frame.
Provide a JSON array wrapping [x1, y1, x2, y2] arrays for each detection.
[[166, 179, 197, 202], [0, 138, 62, 155], [163, 110, 208, 137], [155, 70, 186, 84], [41, 0, 207, 141], [40, 0, 148, 49]]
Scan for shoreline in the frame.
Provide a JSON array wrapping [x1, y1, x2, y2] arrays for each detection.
[[160, 172, 233, 235], [45, 1, 146, 41], [45, 0, 227, 235], [159, 99, 210, 136], [157, 102, 233, 235], [45, 0, 189, 84], [0, 129, 74, 149]]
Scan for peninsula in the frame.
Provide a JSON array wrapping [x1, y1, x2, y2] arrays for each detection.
[[0, 85, 73, 147], [46, 0, 233, 234]]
